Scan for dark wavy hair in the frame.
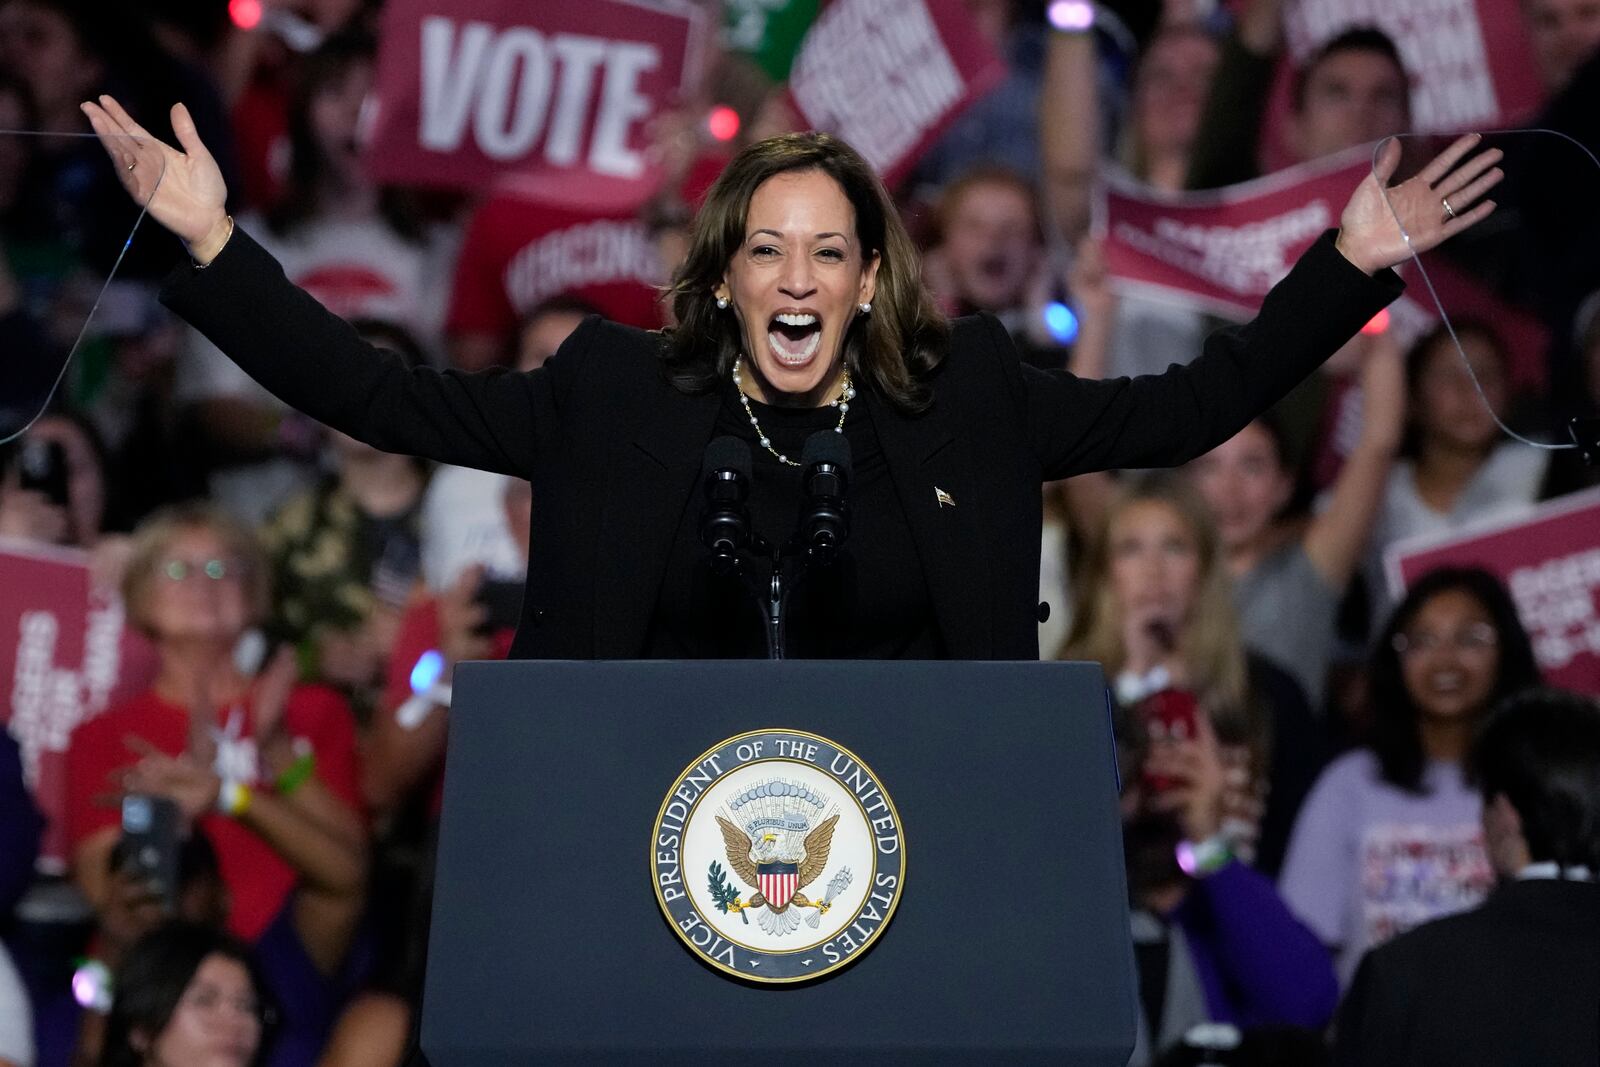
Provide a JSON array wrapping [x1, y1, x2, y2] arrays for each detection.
[[267, 26, 421, 242], [1474, 687, 1600, 872], [662, 132, 949, 413], [1401, 317, 1510, 458], [1368, 566, 1540, 793], [100, 921, 274, 1067]]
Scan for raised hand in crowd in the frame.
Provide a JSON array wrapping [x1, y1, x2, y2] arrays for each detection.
[[1142, 709, 1227, 845], [1304, 329, 1407, 587]]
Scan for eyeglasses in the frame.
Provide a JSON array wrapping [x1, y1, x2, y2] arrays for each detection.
[[160, 557, 245, 582], [176, 985, 264, 1023], [1391, 622, 1498, 656]]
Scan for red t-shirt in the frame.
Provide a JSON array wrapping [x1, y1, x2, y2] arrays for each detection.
[[65, 685, 360, 942], [446, 196, 666, 341], [380, 597, 514, 817]]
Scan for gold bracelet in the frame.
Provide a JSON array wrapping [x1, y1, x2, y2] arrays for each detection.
[[191, 214, 235, 270]]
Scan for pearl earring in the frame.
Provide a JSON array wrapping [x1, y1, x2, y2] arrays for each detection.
[[859, 302, 872, 314], [716, 296, 730, 309]]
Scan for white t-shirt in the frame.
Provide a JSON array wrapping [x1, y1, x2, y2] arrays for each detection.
[[419, 465, 522, 592], [1363, 443, 1548, 632], [1278, 749, 1493, 987], [175, 213, 453, 524]]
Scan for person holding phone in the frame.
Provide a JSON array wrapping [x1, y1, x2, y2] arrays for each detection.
[[0, 413, 107, 550], [1059, 473, 1324, 876], [64, 503, 365, 956], [76, 92, 1500, 664], [1112, 668, 1337, 1067]]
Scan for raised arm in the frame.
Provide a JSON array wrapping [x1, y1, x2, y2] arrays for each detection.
[[1185, 0, 1284, 190], [1302, 330, 1406, 588], [80, 96, 562, 477], [1024, 135, 1501, 478], [1039, 25, 1101, 244]]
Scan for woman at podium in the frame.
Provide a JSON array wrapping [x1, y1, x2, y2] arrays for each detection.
[[80, 94, 1501, 660]]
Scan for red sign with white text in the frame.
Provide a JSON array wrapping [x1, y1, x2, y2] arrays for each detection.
[[1101, 151, 1550, 392], [366, 0, 710, 211], [0, 541, 158, 868], [1386, 490, 1600, 695], [1102, 150, 1372, 320], [785, 0, 1006, 188], [1256, 0, 1545, 173]]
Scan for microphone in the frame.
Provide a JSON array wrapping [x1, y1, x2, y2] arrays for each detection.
[[796, 431, 851, 565], [700, 436, 752, 573]]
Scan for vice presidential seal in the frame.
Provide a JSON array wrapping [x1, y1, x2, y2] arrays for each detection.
[[650, 729, 905, 983]]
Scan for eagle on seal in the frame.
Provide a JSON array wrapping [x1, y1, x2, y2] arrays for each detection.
[[715, 813, 839, 936]]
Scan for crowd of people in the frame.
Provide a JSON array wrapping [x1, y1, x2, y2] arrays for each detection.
[[2, 1, 1598, 1065]]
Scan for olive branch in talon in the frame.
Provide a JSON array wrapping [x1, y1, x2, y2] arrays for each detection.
[[707, 861, 748, 924]]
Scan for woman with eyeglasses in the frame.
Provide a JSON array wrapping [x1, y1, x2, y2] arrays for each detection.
[[99, 921, 270, 1067], [1277, 566, 1540, 987], [64, 503, 366, 969]]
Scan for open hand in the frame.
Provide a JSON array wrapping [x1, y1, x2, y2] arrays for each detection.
[[1335, 133, 1502, 275], [79, 96, 232, 262]]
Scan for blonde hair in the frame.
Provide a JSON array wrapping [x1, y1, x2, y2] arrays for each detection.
[[1059, 473, 1254, 738], [121, 502, 270, 638]]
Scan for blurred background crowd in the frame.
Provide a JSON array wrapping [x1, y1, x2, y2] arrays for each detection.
[[1, 0, 1598, 1065]]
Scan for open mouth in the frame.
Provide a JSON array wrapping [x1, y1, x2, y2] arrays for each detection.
[[768, 312, 823, 366]]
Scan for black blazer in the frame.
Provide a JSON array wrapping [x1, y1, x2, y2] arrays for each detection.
[[1334, 878, 1600, 1067], [162, 230, 1400, 660]]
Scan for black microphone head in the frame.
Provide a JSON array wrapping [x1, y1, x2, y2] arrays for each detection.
[[703, 435, 752, 479], [799, 430, 852, 478]]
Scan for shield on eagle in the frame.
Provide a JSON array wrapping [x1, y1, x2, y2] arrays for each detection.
[[757, 862, 799, 909]]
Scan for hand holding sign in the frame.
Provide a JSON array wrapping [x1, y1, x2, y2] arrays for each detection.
[[79, 97, 231, 264], [1334, 134, 1503, 275]]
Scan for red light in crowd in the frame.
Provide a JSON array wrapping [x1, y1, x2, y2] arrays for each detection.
[[708, 106, 740, 143], [1361, 308, 1390, 335], [230, 0, 263, 30]]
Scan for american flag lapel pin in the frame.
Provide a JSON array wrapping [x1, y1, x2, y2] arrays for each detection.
[[935, 487, 956, 508]]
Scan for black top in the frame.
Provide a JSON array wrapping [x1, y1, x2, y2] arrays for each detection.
[[1335, 878, 1600, 1067], [160, 229, 1403, 660], [645, 385, 939, 658]]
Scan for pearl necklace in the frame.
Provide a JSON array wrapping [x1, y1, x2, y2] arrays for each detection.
[[731, 358, 855, 467]]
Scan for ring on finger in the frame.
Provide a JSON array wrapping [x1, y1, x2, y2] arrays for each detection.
[[126, 160, 137, 172], [1441, 196, 1456, 221]]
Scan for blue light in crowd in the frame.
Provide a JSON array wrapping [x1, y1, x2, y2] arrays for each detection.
[[1044, 302, 1079, 344], [410, 649, 445, 694]]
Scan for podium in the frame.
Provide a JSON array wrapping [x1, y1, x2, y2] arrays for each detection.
[[421, 661, 1137, 1065]]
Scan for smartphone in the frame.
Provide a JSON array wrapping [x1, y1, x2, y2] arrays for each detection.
[[114, 794, 181, 911], [475, 578, 524, 635], [1140, 688, 1200, 793], [17, 438, 69, 507]]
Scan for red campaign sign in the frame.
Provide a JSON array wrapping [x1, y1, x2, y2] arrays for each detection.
[[785, 0, 1006, 189], [1101, 149, 1550, 392], [1101, 149, 1372, 320], [1257, 0, 1545, 173], [365, 0, 711, 211], [0, 541, 158, 869], [1385, 490, 1600, 695]]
